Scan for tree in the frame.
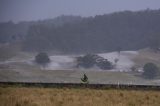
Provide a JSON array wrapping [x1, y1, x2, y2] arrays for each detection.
[[143, 63, 159, 79], [96, 59, 113, 70], [35, 52, 50, 67], [23, 10, 160, 53], [76, 54, 113, 70], [76, 54, 98, 68], [81, 74, 89, 83]]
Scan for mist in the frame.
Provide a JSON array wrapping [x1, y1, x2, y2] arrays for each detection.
[[0, 0, 160, 85], [0, 0, 160, 23]]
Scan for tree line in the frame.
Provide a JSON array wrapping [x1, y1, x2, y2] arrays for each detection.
[[0, 9, 160, 53], [24, 9, 160, 53]]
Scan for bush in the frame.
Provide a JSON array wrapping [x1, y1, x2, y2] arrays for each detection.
[[81, 74, 89, 83], [143, 63, 159, 79], [96, 59, 113, 70], [35, 52, 50, 66], [76, 54, 113, 70], [76, 54, 98, 68]]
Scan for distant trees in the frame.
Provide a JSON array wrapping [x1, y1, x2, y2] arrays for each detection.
[[0, 21, 28, 44], [149, 34, 160, 52], [76, 54, 98, 68], [23, 9, 160, 53], [76, 54, 113, 70], [35, 52, 50, 67], [23, 10, 160, 53], [96, 59, 113, 70], [143, 63, 159, 79], [24, 25, 53, 51]]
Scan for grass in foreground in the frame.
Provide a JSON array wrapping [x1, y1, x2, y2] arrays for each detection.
[[0, 87, 160, 106]]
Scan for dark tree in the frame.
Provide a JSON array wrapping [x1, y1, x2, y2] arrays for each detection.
[[35, 52, 50, 66], [76, 54, 98, 68], [81, 74, 89, 83], [143, 63, 159, 79], [96, 59, 113, 70]]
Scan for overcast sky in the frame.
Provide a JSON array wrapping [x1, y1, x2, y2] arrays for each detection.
[[0, 0, 160, 23]]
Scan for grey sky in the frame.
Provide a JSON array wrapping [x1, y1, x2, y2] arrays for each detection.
[[0, 0, 160, 23]]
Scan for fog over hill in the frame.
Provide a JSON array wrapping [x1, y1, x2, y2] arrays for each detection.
[[0, 9, 160, 54], [0, 15, 82, 43]]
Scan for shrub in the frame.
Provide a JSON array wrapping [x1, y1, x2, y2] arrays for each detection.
[[81, 74, 89, 83], [35, 52, 50, 66], [76, 54, 98, 68], [76, 54, 113, 70], [143, 63, 159, 79], [96, 59, 113, 70]]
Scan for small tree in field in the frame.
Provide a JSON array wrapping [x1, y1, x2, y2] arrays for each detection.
[[35, 52, 50, 67], [143, 63, 159, 79], [81, 74, 89, 83]]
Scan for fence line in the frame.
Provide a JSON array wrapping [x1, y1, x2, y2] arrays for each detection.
[[0, 82, 160, 90]]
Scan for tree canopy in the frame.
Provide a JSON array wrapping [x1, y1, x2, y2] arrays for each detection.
[[76, 54, 113, 70], [143, 63, 159, 79], [23, 9, 160, 53], [35, 52, 50, 66], [1, 9, 160, 53]]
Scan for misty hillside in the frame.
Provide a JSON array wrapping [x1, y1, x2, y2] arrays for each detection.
[[0, 15, 82, 43], [1, 9, 160, 53], [24, 9, 160, 53]]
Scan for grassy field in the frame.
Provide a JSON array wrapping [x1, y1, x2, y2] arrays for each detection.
[[133, 48, 160, 68], [0, 87, 160, 106], [1, 48, 160, 85]]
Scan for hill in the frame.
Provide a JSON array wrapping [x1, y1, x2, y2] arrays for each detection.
[[0, 15, 82, 44], [24, 9, 160, 53], [0, 9, 160, 53]]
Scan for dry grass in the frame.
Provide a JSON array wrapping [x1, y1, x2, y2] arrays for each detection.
[[133, 48, 160, 67], [0, 87, 160, 106]]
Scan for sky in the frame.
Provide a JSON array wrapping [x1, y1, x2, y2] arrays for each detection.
[[0, 0, 160, 23]]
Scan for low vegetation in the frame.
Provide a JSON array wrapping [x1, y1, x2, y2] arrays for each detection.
[[81, 74, 89, 83], [0, 87, 160, 106], [143, 62, 159, 79], [35, 52, 50, 66], [76, 54, 113, 70]]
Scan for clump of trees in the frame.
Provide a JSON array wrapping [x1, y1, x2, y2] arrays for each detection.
[[143, 63, 159, 79], [35, 52, 50, 67], [76, 54, 98, 68], [76, 54, 113, 70], [96, 59, 113, 70], [23, 9, 160, 53]]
